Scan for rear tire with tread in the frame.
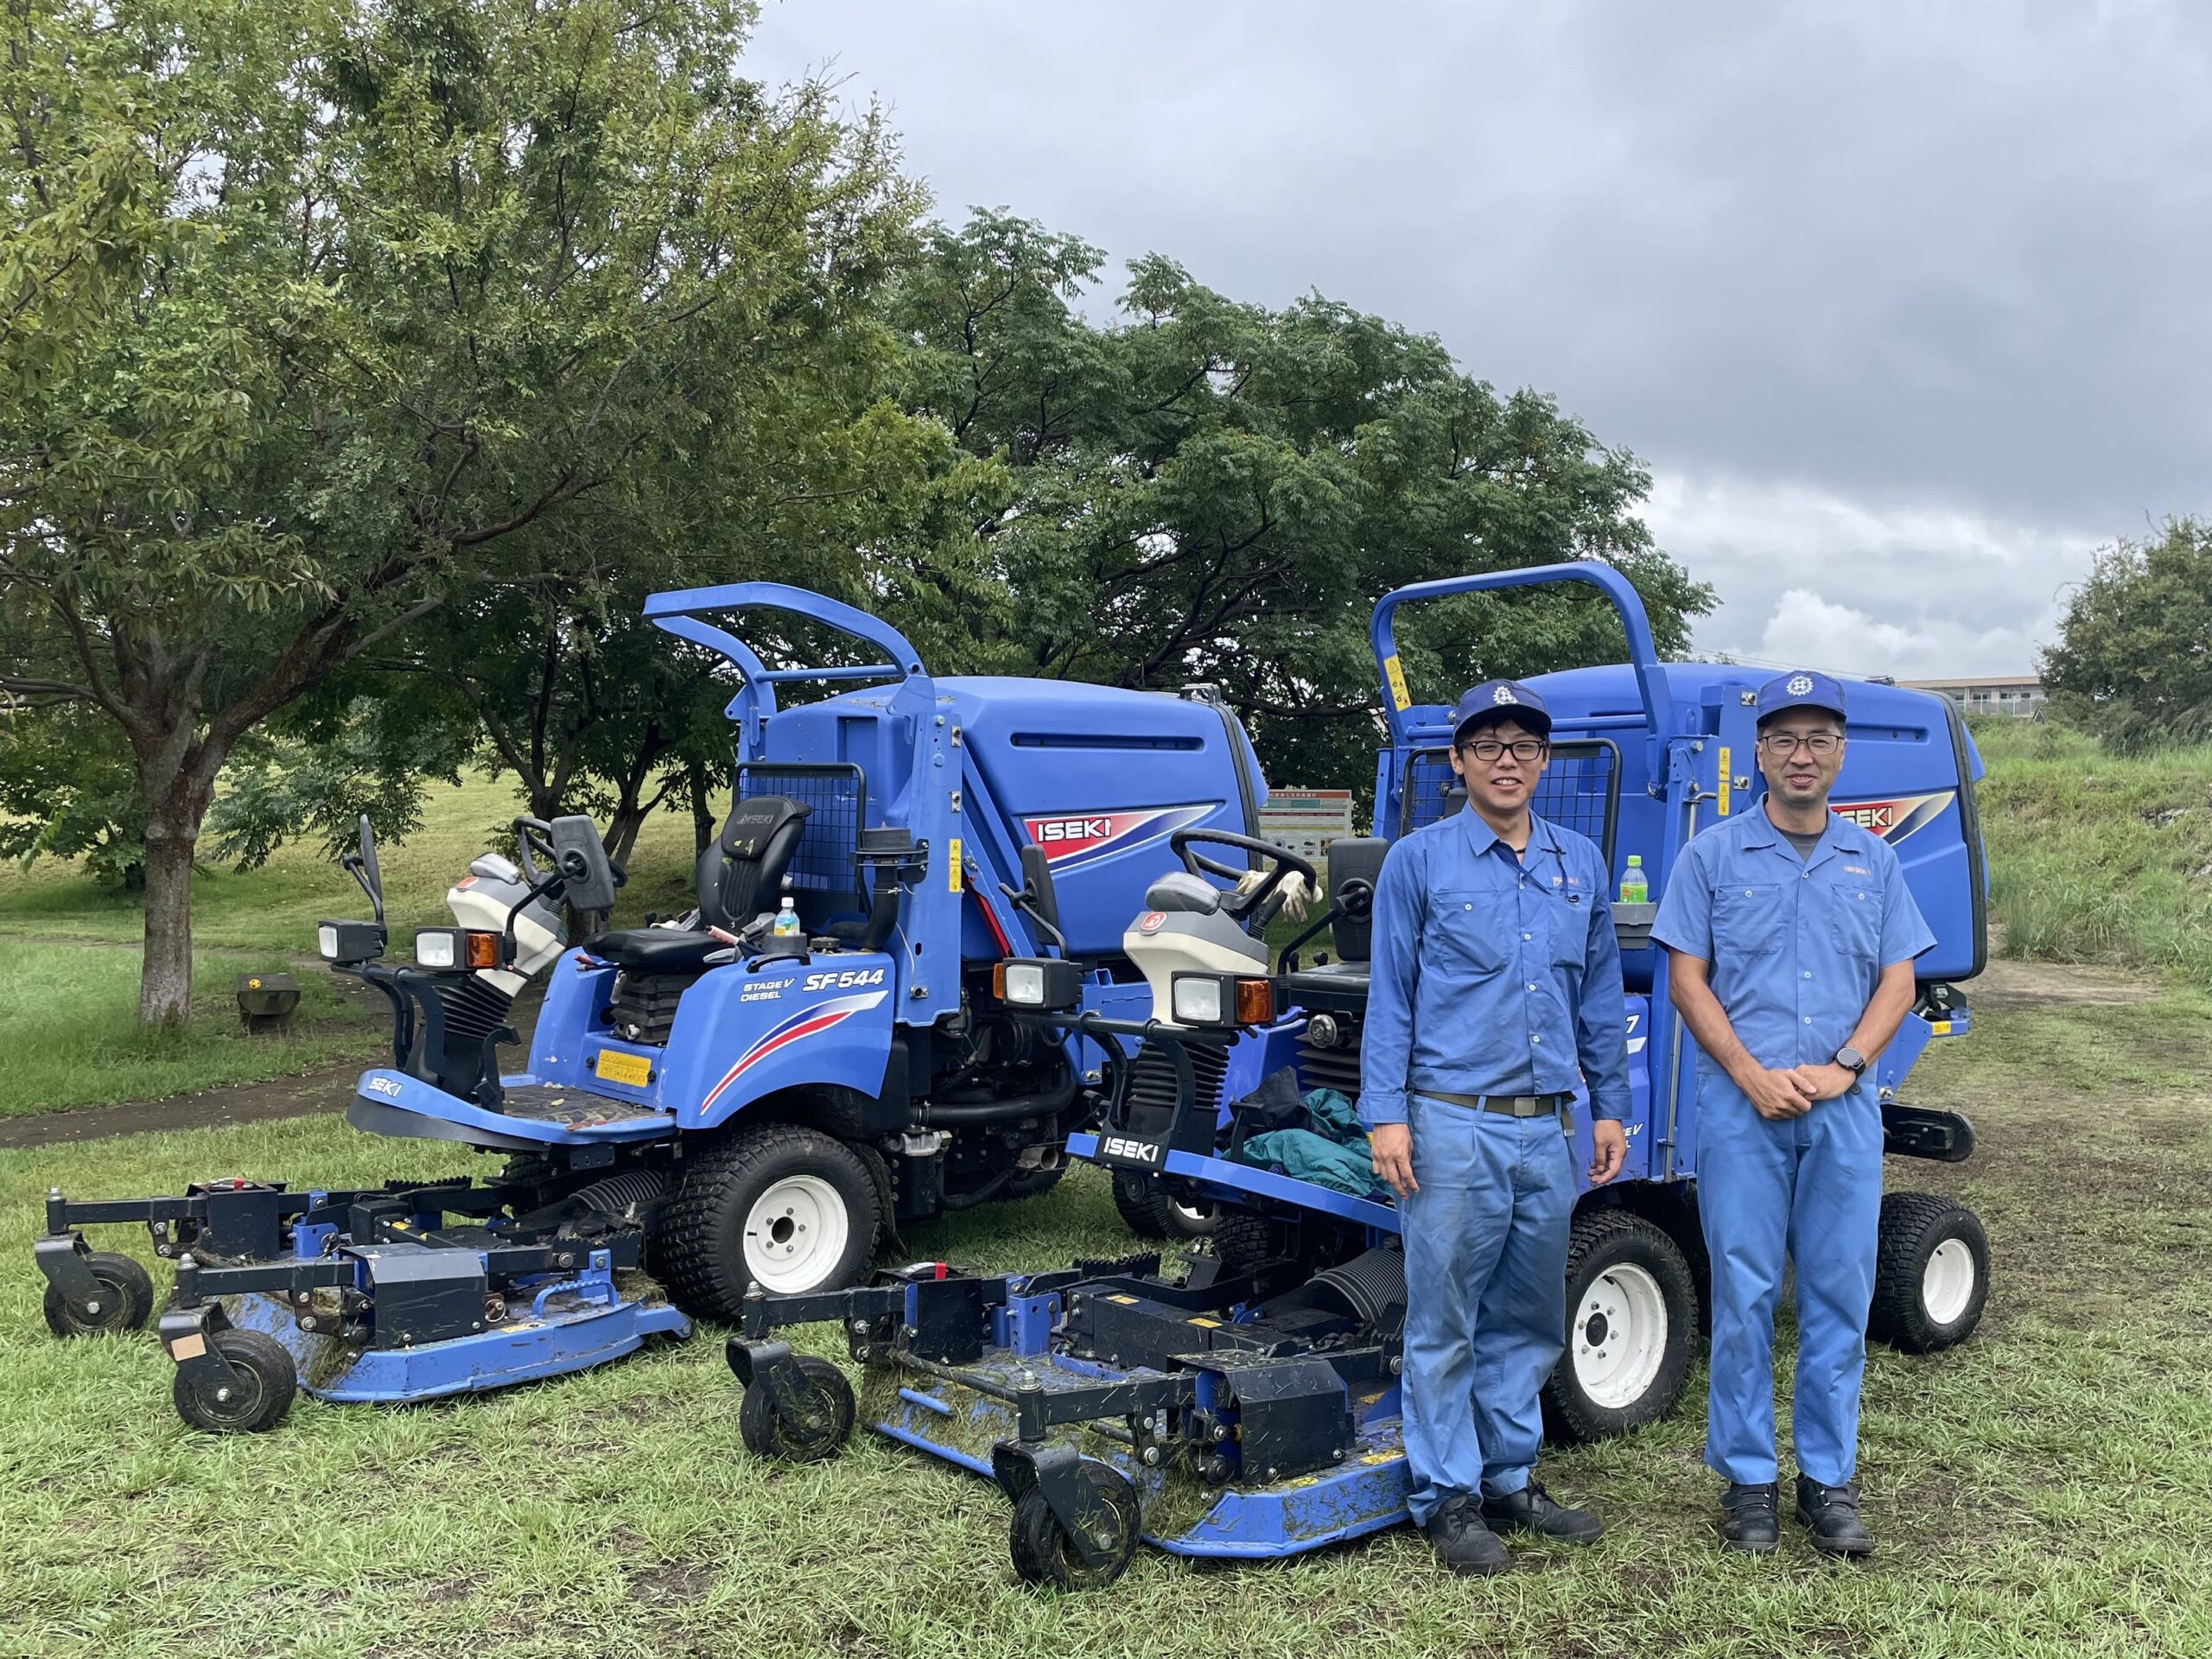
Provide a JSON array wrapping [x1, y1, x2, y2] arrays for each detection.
[[656, 1125, 880, 1319], [1868, 1192, 1989, 1353], [1541, 1210, 1697, 1443], [1111, 1170, 1218, 1241]]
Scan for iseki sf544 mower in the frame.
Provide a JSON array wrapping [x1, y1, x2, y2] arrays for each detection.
[[34, 582, 1283, 1431], [728, 563, 1995, 1588]]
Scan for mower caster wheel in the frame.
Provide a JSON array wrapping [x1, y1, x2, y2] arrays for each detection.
[[41, 1251, 156, 1338], [1008, 1461, 1141, 1591], [738, 1354, 855, 1463], [172, 1328, 298, 1434]]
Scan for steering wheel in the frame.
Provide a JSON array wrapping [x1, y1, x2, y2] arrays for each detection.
[[512, 817, 628, 896], [1167, 830, 1319, 936]]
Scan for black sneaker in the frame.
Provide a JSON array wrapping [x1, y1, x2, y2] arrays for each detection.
[[1480, 1481, 1604, 1545], [1719, 1481, 1780, 1554], [1422, 1494, 1511, 1575], [1795, 1475, 1873, 1558]]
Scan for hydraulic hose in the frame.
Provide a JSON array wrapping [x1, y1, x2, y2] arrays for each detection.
[[915, 1071, 1077, 1128]]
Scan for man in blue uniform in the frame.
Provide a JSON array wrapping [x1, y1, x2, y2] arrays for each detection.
[[1651, 670, 1935, 1557], [1362, 679, 1630, 1576]]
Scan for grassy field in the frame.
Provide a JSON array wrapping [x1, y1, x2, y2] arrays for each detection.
[[3, 724, 2210, 1654], [1973, 718, 2212, 982], [0, 945, 372, 1118], [3, 985, 2208, 1657], [0, 772, 704, 1116]]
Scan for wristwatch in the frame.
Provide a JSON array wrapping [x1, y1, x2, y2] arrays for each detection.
[[1834, 1046, 1867, 1077]]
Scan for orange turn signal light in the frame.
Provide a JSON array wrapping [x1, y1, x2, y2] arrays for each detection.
[[463, 930, 504, 969], [1234, 977, 1274, 1027]]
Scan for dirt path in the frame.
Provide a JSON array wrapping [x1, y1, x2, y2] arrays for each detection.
[[1967, 955, 2159, 1010]]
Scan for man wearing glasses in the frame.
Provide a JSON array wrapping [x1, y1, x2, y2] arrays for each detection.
[[1362, 680, 1630, 1576], [1651, 671, 1934, 1558]]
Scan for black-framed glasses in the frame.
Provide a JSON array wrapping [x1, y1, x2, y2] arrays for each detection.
[[1463, 738, 1548, 762], [1758, 731, 1843, 757]]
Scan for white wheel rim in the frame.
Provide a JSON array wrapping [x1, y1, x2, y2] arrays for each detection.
[[1922, 1236, 1977, 1325], [1572, 1262, 1669, 1411], [743, 1175, 849, 1294]]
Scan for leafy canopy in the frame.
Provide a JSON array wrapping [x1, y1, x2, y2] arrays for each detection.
[[895, 212, 1712, 788], [2042, 518, 2212, 750]]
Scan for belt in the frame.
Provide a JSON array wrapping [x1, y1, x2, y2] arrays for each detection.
[[1417, 1090, 1573, 1118]]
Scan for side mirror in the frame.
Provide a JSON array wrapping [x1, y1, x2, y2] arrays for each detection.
[[547, 816, 619, 914], [342, 812, 386, 924]]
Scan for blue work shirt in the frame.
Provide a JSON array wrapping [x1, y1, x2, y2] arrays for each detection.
[[1359, 809, 1632, 1127], [1650, 806, 1936, 1078]]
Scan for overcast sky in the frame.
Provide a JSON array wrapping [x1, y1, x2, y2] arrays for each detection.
[[750, 2, 2211, 679]]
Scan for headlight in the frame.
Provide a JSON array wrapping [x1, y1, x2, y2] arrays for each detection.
[[992, 957, 1083, 1012], [414, 929, 458, 969], [315, 919, 385, 965], [1171, 973, 1275, 1027], [1171, 976, 1224, 1026]]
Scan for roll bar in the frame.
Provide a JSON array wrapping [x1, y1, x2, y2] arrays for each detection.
[[641, 581, 935, 739], [1369, 562, 1680, 749]]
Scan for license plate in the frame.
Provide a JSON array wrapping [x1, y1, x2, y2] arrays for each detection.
[[594, 1049, 652, 1088]]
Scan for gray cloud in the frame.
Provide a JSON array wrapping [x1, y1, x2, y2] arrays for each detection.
[[749, 1, 2209, 676]]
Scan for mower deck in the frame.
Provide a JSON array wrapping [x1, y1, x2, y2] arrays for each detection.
[[729, 1252, 1414, 1586], [37, 1174, 690, 1431]]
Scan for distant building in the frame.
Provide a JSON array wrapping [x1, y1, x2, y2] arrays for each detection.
[[1898, 674, 2046, 716]]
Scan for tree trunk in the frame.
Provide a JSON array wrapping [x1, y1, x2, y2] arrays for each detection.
[[138, 818, 198, 1029], [688, 761, 720, 854]]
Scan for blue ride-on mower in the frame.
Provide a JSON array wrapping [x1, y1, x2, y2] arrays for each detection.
[[33, 582, 1281, 1431], [725, 563, 1993, 1587]]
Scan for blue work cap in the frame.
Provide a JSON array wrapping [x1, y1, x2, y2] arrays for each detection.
[[1450, 679, 1552, 745], [1754, 669, 1848, 724]]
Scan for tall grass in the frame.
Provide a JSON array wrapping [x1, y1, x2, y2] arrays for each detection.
[[1972, 717, 2212, 981]]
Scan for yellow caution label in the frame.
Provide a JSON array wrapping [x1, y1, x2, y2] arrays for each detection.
[[1717, 746, 1732, 816], [594, 1049, 652, 1088], [1928, 1020, 1954, 1036], [1108, 1294, 1138, 1306], [1382, 654, 1411, 712], [948, 837, 963, 892], [1186, 1316, 1221, 1329]]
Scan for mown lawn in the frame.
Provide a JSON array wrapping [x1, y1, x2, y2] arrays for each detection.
[[0, 772, 705, 1116], [0, 944, 375, 1118], [3, 988, 2208, 1659]]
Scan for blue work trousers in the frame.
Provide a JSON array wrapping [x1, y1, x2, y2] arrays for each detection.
[[1697, 1084, 1884, 1487], [1400, 1094, 1575, 1525]]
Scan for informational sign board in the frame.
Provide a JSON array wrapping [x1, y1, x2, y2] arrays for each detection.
[[1258, 788, 1357, 869]]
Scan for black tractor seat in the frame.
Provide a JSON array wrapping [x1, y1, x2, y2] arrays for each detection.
[[1280, 958, 1371, 1013], [582, 793, 815, 976], [586, 926, 727, 973]]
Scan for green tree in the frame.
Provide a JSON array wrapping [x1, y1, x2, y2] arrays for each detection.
[[0, 699, 146, 886], [896, 212, 1712, 789], [0, 0, 917, 1023], [2041, 519, 2212, 751]]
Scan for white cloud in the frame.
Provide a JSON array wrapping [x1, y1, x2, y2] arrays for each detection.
[[1643, 470, 2102, 679]]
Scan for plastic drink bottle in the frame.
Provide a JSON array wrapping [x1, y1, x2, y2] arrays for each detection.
[[1618, 855, 1649, 904], [772, 896, 801, 938]]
